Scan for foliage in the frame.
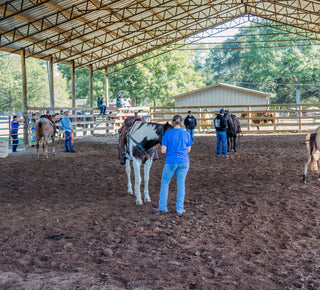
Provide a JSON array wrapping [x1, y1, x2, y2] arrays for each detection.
[[0, 52, 69, 113], [199, 21, 320, 104], [58, 49, 205, 107]]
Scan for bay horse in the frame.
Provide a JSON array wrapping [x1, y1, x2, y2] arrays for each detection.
[[121, 121, 173, 205], [225, 111, 241, 153], [34, 115, 57, 158], [303, 126, 320, 183]]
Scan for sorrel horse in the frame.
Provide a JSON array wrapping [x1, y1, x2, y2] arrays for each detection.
[[225, 111, 241, 153], [121, 121, 173, 205], [34, 115, 57, 158], [303, 126, 320, 183], [241, 112, 275, 130]]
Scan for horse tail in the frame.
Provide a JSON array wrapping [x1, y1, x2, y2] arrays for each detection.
[[307, 133, 317, 169]]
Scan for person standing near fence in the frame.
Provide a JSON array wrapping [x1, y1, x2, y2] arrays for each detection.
[[214, 109, 228, 157], [61, 109, 76, 153], [97, 94, 107, 115], [10, 115, 20, 152], [184, 110, 197, 142]]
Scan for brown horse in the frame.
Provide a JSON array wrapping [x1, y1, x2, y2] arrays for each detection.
[[303, 126, 320, 183], [34, 115, 57, 158], [241, 112, 275, 130]]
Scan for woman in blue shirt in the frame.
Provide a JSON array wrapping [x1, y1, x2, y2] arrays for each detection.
[[10, 115, 20, 152], [157, 115, 192, 214]]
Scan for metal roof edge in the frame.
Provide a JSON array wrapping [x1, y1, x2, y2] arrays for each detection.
[[170, 83, 272, 99]]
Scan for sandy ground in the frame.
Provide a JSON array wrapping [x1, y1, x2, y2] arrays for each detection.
[[1, 133, 320, 289]]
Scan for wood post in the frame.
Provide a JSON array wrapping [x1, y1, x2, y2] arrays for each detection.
[[21, 49, 28, 148], [89, 65, 94, 135], [49, 57, 55, 110], [298, 104, 302, 130], [247, 106, 251, 131], [105, 68, 109, 107], [71, 61, 76, 136]]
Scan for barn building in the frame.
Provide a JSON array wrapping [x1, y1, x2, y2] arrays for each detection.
[[171, 83, 272, 107]]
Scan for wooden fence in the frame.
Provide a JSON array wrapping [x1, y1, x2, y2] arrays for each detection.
[[150, 103, 320, 132], [2, 103, 320, 151]]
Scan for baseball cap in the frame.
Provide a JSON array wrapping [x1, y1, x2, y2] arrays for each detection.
[[172, 114, 183, 122], [219, 109, 225, 114], [188, 110, 192, 114]]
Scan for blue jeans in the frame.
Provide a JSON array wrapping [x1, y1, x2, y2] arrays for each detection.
[[11, 131, 18, 152], [158, 163, 189, 213], [186, 128, 194, 142], [98, 104, 106, 114], [216, 131, 227, 156], [64, 131, 74, 151]]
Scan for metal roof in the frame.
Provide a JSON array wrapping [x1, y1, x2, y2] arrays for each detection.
[[170, 83, 272, 99], [1, 0, 320, 71]]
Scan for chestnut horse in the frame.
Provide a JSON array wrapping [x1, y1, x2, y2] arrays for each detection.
[[241, 112, 275, 130], [34, 115, 57, 158]]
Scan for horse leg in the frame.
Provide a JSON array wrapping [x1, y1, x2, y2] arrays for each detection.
[[233, 135, 237, 154], [143, 158, 153, 202], [303, 155, 311, 184], [125, 159, 133, 195], [52, 135, 56, 155], [317, 157, 320, 182], [132, 158, 143, 205], [36, 137, 40, 158], [227, 136, 230, 153], [43, 137, 48, 158]]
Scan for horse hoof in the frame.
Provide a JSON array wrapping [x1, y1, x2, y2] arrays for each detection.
[[144, 197, 151, 203], [136, 200, 143, 205], [128, 191, 134, 196]]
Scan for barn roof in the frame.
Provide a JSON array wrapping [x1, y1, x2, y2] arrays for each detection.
[[170, 83, 272, 99], [1, 1, 320, 70]]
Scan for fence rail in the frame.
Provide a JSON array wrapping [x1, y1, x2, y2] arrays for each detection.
[[2, 103, 320, 151], [150, 103, 320, 132]]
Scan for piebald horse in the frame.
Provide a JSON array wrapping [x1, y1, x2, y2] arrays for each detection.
[[34, 115, 57, 158], [303, 126, 320, 183], [122, 121, 173, 205]]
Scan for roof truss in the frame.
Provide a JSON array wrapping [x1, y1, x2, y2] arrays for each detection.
[[0, 0, 320, 70]]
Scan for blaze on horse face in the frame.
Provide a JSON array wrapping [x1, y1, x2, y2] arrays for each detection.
[[124, 121, 173, 205]]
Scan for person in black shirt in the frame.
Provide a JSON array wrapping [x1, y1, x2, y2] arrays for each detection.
[[214, 109, 228, 157], [184, 110, 197, 142]]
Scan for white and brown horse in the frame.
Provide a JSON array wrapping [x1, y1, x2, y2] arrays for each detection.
[[303, 126, 320, 183], [34, 115, 57, 158], [121, 121, 173, 205]]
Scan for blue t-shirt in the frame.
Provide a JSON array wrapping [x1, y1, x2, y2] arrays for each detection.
[[162, 128, 192, 164], [11, 120, 19, 132]]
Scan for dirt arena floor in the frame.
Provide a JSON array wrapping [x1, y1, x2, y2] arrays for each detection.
[[1, 133, 320, 289]]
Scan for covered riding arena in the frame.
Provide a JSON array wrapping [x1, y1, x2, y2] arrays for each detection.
[[1, 133, 320, 288], [2, 0, 320, 289]]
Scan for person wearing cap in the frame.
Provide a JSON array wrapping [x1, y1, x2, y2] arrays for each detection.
[[10, 115, 20, 152], [214, 109, 228, 157], [157, 114, 193, 214], [184, 110, 197, 142], [97, 94, 107, 115], [61, 110, 76, 153], [116, 93, 123, 108]]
